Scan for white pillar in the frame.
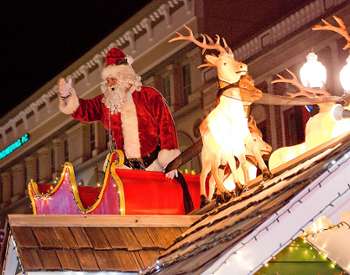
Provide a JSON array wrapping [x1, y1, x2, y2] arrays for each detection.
[[1, 171, 12, 203], [11, 163, 25, 197], [25, 155, 38, 183], [52, 138, 65, 173], [37, 146, 51, 182], [65, 123, 91, 165], [93, 123, 107, 156]]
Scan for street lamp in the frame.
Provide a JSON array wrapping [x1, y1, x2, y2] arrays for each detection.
[[299, 52, 327, 89], [300, 51, 350, 95]]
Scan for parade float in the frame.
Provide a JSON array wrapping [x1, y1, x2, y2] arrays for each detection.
[[3, 15, 350, 275]]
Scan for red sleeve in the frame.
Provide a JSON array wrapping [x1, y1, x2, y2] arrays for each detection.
[[150, 88, 179, 149], [72, 95, 104, 122]]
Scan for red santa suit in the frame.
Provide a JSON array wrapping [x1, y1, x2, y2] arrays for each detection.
[[72, 86, 179, 170], [58, 48, 180, 171]]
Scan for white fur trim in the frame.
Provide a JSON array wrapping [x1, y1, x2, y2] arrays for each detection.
[[120, 97, 141, 159], [58, 93, 79, 115], [157, 149, 181, 169]]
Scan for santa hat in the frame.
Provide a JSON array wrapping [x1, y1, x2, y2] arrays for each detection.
[[101, 47, 135, 80]]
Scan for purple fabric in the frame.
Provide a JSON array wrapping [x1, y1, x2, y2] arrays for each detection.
[[34, 171, 120, 215]]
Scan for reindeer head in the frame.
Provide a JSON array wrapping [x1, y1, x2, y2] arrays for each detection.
[[169, 26, 247, 84], [248, 116, 272, 156]]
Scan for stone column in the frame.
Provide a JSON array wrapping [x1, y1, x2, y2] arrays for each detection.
[[1, 171, 12, 203], [25, 155, 38, 182], [11, 163, 25, 197], [93, 123, 107, 156], [52, 138, 65, 173], [37, 146, 51, 182], [66, 123, 90, 165]]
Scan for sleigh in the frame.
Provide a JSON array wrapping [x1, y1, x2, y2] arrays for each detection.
[[28, 151, 202, 215]]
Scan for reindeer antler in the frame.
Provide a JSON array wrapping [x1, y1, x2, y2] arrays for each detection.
[[169, 25, 229, 55], [272, 69, 330, 98], [312, 16, 350, 50]]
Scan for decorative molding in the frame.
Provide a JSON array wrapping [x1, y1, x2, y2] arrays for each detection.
[[159, 4, 172, 28], [141, 18, 153, 41]]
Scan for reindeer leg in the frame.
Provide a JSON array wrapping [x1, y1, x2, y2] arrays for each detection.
[[252, 148, 272, 180], [225, 157, 242, 198], [208, 175, 216, 201], [200, 158, 211, 207], [233, 155, 249, 196], [211, 162, 230, 204]]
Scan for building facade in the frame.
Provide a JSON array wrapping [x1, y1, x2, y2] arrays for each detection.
[[0, 0, 349, 224]]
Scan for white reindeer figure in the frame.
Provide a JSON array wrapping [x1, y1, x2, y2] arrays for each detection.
[[268, 69, 345, 170], [206, 116, 272, 201], [170, 26, 271, 206], [269, 16, 350, 169]]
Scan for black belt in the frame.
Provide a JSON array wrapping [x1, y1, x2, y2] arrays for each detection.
[[124, 146, 160, 170]]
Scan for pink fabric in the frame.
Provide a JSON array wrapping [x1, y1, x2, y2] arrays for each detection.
[[33, 169, 120, 215], [32, 168, 202, 215]]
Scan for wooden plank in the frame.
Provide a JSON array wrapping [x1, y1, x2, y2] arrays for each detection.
[[116, 228, 142, 251], [32, 227, 63, 248], [8, 215, 200, 227], [131, 227, 156, 248], [75, 249, 99, 271], [56, 249, 81, 271], [94, 250, 121, 271], [18, 248, 43, 270], [84, 227, 111, 250], [146, 228, 178, 249], [69, 227, 93, 248], [11, 227, 38, 248], [94, 250, 139, 271], [134, 250, 162, 269], [53, 227, 78, 249], [37, 249, 61, 270], [101, 227, 126, 249]]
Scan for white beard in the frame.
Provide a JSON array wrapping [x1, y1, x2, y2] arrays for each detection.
[[101, 70, 142, 114], [101, 83, 131, 114]]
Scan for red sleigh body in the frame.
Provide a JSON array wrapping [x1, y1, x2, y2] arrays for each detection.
[[28, 151, 201, 215]]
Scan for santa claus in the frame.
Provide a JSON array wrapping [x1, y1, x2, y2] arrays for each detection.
[[58, 47, 180, 178]]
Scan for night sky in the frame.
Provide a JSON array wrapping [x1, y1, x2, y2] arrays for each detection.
[[0, 1, 151, 118]]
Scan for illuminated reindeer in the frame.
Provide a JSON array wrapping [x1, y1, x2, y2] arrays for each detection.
[[170, 26, 271, 205], [270, 16, 350, 169], [206, 115, 272, 200]]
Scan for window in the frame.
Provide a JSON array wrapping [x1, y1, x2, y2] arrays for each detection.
[[283, 106, 304, 146], [182, 63, 192, 96], [161, 74, 171, 105]]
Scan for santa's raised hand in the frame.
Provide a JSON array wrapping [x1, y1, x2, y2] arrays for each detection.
[[57, 78, 79, 115]]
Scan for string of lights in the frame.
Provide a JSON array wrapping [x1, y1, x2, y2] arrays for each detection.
[[303, 221, 350, 239], [209, 147, 350, 275]]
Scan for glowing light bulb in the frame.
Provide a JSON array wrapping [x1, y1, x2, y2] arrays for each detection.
[[299, 52, 327, 88]]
